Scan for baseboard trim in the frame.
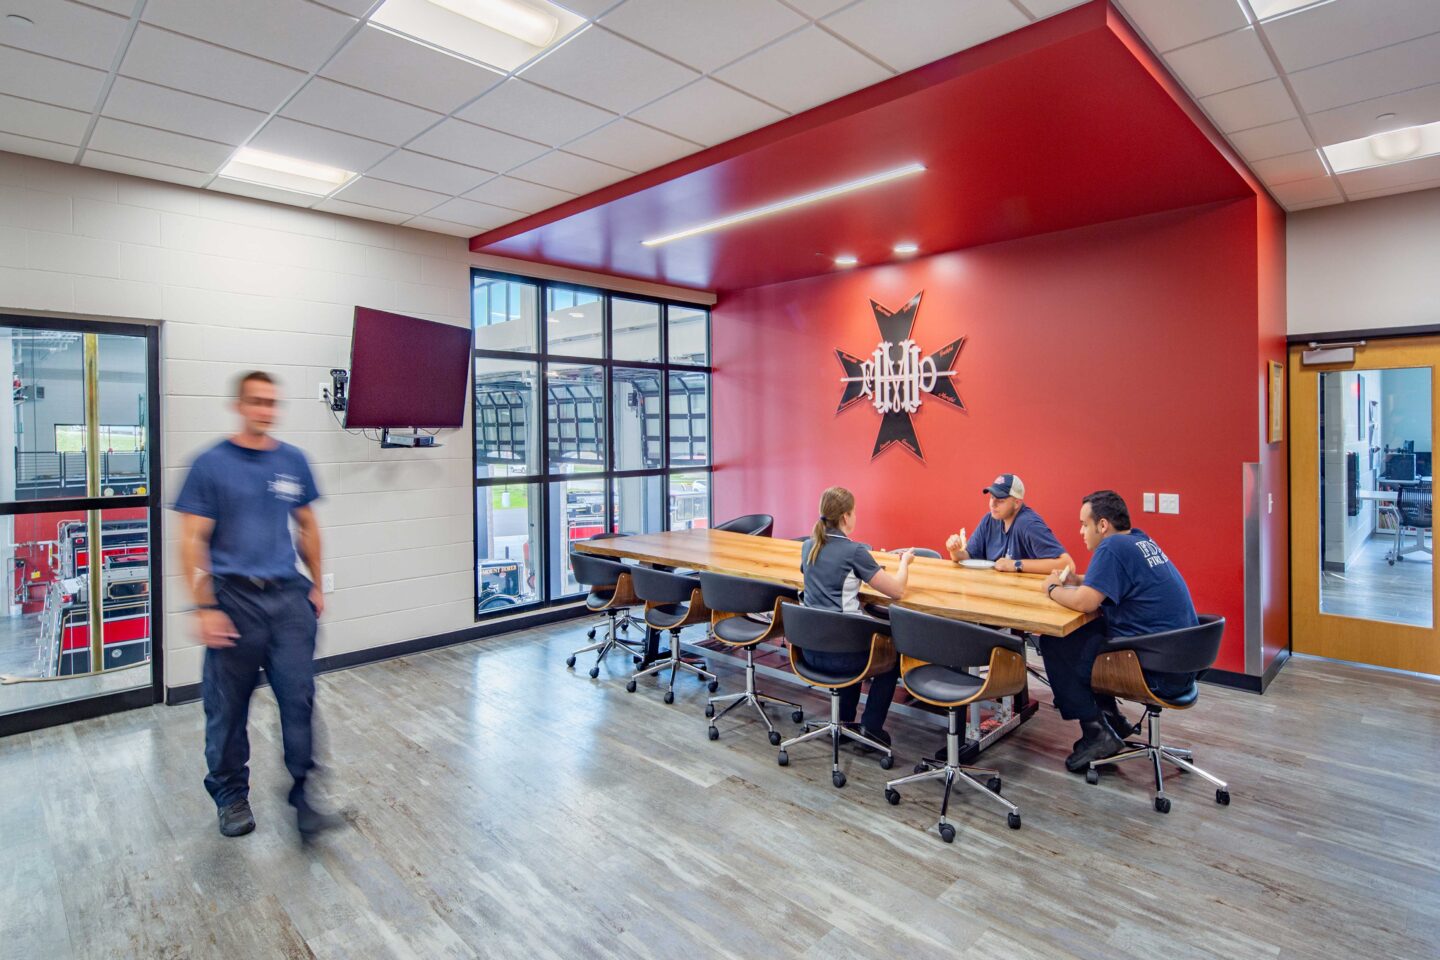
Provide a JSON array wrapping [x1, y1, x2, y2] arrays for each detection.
[[1203, 647, 1290, 694], [0, 685, 157, 738], [165, 602, 588, 706]]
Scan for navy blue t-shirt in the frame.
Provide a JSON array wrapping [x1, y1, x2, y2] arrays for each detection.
[[966, 505, 1065, 562], [173, 439, 320, 581], [1083, 528, 1197, 638]]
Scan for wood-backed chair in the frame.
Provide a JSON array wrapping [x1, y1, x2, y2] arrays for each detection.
[[566, 551, 644, 679], [625, 566, 717, 703], [1084, 615, 1231, 814], [698, 572, 803, 745]]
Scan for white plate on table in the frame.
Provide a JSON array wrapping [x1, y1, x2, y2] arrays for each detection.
[[959, 558, 995, 569]]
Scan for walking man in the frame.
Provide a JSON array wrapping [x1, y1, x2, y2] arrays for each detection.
[[176, 371, 341, 840]]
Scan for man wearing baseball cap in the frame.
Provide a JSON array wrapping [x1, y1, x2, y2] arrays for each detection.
[[945, 473, 1073, 575]]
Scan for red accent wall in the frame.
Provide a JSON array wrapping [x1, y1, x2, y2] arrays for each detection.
[[712, 198, 1283, 674]]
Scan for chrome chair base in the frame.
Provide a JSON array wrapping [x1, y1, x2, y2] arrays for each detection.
[[777, 689, 892, 788], [885, 709, 1019, 839], [628, 628, 715, 702], [1087, 708, 1230, 813], [706, 648, 802, 745], [567, 610, 645, 676]]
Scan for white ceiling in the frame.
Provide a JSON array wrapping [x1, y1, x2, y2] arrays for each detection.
[[0, 0, 1436, 242]]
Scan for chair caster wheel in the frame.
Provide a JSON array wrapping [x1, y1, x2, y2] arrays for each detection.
[[986, 777, 1001, 793], [938, 823, 956, 844], [885, 788, 900, 806], [879, 754, 894, 770], [1154, 796, 1171, 814], [587, 628, 596, 640], [704, 704, 715, 718], [625, 680, 637, 693], [832, 771, 847, 789], [777, 750, 789, 766], [618, 622, 629, 632], [565, 656, 576, 668], [768, 730, 782, 746], [791, 710, 804, 724], [1216, 789, 1230, 806], [1085, 768, 1100, 785], [1007, 812, 1021, 830], [663, 690, 674, 704], [633, 655, 643, 664], [707, 725, 719, 741], [588, 666, 599, 679], [707, 680, 719, 693], [913, 762, 928, 775]]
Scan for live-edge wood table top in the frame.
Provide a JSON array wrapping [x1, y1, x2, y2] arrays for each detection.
[[575, 529, 1095, 637]]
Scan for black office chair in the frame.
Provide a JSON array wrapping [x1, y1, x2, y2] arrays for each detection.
[[566, 552, 645, 678], [626, 566, 718, 703], [776, 602, 895, 787], [863, 547, 940, 621], [1084, 615, 1231, 814], [883, 606, 1024, 840], [1389, 484, 1432, 565], [699, 573, 804, 744], [713, 514, 775, 537], [582, 533, 640, 637]]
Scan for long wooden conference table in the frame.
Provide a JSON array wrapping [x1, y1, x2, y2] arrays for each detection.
[[575, 529, 1096, 755]]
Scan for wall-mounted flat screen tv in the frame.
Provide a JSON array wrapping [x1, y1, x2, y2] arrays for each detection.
[[345, 306, 472, 429]]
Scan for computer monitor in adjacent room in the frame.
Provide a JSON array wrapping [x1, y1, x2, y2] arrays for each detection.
[[1383, 452, 1418, 483]]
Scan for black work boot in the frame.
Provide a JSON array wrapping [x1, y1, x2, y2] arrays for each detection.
[[1074, 711, 1137, 750], [1065, 718, 1124, 773], [294, 795, 345, 842], [217, 799, 256, 838]]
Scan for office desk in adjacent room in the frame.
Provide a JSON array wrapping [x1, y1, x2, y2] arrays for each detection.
[[576, 529, 1096, 756]]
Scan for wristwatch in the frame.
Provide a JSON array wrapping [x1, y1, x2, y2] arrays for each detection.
[[1014, 559, 1024, 573]]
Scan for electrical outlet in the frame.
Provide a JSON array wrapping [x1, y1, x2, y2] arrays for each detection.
[[318, 382, 329, 402], [1142, 492, 1156, 512], [321, 574, 334, 594], [1158, 493, 1180, 515]]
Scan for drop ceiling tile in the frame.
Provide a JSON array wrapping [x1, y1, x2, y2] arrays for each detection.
[[1307, 83, 1440, 147], [88, 118, 235, 171], [1266, 175, 1342, 206], [1250, 149, 1326, 184], [103, 77, 266, 145], [1162, 26, 1275, 99], [1117, 0, 1248, 54], [1284, 196, 1344, 210], [507, 150, 630, 194], [332, 176, 448, 215], [0, 132, 79, 164], [282, 78, 442, 146], [424, 197, 519, 230], [250, 117, 392, 172], [322, 24, 504, 114], [1346, 174, 1440, 201], [782, 0, 852, 15], [1230, 118, 1315, 162], [72, 0, 135, 13], [714, 26, 891, 114], [456, 79, 614, 147], [120, 25, 307, 112], [82, 151, 212, 187], [1199, 78, 1299, 133], [463, 176, 574, 214], [311, 0, 376, 15], [314, 196, 413, 224], [141, 0, 358, 71], [402, 215, 476, 237], [563, 119, 698, 173], [519, 26, 699, 114], [1288, 31, 1440, 114], [1023, 0, 1091, 14], [1261, 0, 1440, 74], [409, 118, 549, 172], [0, 0, 131, 67], [0, 47, 107, 111], [823, 0, 1028, 73], [367, 150, 494, 195], [631, 78, 788, 146], [0, 94, 90, 145], [600, 0, 804, 74], [1337, 153, 1440, 194]]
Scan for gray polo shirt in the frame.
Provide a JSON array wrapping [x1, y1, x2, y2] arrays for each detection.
[[801, 530, 882, 613]]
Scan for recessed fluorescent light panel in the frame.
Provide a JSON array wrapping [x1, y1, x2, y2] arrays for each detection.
[[1247, 0, 1337, 21], [218, 148, 357, 196], [1322, 120, 1440, 174], [371, 0, 584, 72], [641, 162, 926, 247]]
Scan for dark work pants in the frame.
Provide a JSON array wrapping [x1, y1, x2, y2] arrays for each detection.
[[803, 650, 901, 733], [1039, 619, 1195, 722], [203, 577, 318, 809]]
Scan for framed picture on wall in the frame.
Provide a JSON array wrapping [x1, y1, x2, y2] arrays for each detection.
[[1268, 360, 1284, 443]]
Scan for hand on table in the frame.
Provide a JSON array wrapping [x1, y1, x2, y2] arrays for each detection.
[[995, 557, 1018, 573], [1041, 565, 1074, 594]]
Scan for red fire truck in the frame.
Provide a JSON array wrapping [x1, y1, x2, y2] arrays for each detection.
[[32, 518, 151, 678]]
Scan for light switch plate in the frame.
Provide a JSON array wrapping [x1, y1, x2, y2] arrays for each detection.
[[1142, 492, 1156, 512], [322, 574, 335, 594], [1158, 493, 1180, 515]]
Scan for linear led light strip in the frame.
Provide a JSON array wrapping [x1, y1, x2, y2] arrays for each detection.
[[640, 162, 926, 247]]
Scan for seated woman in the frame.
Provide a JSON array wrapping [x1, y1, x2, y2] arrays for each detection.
[[799, 486, 914, 749]]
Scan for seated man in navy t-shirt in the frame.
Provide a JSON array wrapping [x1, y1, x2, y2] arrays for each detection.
[[945, 473, 1073, 575], [1040, 490, 1199, 773]]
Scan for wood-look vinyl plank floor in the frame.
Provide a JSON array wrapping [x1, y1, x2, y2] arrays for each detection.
[[1, 619, 1438, 959]]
